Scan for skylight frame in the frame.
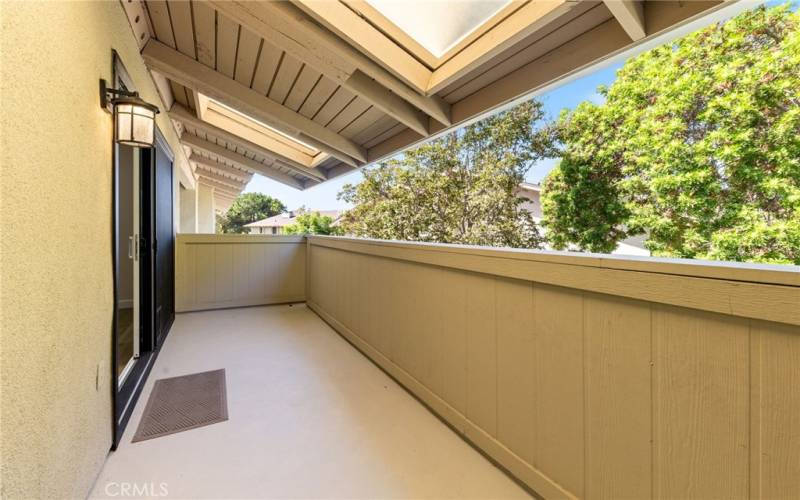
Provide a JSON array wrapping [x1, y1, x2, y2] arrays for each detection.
[[295, 0, 575, 95], [344, 0, 525, 70]]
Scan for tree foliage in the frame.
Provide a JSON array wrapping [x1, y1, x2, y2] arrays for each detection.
[[541, 5, 800, 263], [217, 192, 286, 234], [339, 101, 556, 248], [283, 211, 344, 235]]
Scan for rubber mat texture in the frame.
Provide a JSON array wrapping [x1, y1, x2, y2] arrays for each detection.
[[132, 369, 228, 442]]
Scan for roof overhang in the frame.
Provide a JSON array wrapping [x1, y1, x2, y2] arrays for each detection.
[[124, 0, 741, 191]]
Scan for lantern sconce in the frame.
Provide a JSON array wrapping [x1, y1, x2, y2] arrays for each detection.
[[100, 79, 160, 148]]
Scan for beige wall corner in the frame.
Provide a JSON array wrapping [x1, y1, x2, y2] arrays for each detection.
[[176, 153, 195, 191], [179, 184, 199, 234], [0, 2, 184, 497], [197, 182, 217, 234]]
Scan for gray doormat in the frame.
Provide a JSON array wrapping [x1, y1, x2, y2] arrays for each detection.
[[132, 369, 228, 443]]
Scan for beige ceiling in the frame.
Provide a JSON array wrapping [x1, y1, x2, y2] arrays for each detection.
[[123, 0, 731, 194]]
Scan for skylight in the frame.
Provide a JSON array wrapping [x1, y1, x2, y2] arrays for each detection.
[[365, 0, 511, 58]]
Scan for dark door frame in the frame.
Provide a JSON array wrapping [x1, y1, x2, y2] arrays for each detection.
[[110, 52, 175, 449]]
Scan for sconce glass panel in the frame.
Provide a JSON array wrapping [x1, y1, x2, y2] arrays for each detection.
[[115, 103, 156, 147]]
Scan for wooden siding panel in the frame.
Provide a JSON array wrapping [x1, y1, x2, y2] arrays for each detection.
[[145, 1, 176, 48], [284, 65, 322, 111], [753, 321, 800, 499], [175, 239, 196, 311], [415, 265, 443, 392], [214, 244, 233, 302], [584, 294, 651, 499], [251, 42, 284, 96], [175, 235, 306, 311], [194, 243, 215, 305], [653, 306, 750, 499], [496, 277, 535, 463], [349, 252, 365, 341], [215, 13, 240, 79], [346, 111, 395, 143], [532, 284, 584, 496], [371, 256, 393, 357], [234, 27, 262, 87], [231, 244, 250, 301], [327, 97, 372, 133], [298, 77, 338, 119], [268, 54, 304, 104], [384, 257, 406, 363], [439, 268, 468, 414], [168, 0, 195, 58], [192, 1, 216, 69], [392, 260, 417, 375], [363, 123, 406, 149], [465, 272, 497, 436], [312, 86, 356, 126]]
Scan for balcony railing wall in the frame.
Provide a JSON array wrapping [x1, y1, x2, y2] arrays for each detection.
[[175, 234, 800, 498], [306, 236, 799, 499], [176, 234, 306, 312]]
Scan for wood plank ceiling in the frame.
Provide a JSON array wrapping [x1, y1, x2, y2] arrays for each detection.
[[128, 0, 729, 210]]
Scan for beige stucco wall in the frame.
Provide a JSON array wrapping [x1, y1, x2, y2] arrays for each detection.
[[0, 2, 190, 497], [197, 182, 216, 234]]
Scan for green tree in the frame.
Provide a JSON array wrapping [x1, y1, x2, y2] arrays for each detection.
[[283, 211, 344, 235], [541, 4, 800, 263], [339, 101, 556, 248], [218, 192, 286, 234]]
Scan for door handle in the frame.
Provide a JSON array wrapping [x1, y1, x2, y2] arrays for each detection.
[[128, 236, 134, 259]]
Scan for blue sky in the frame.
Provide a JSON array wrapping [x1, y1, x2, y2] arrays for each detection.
[[245, 0, 792, 211], [244, 62, 622, 210]]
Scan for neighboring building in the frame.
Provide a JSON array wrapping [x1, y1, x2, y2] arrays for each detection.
[[515, 182, 650, 257], [245, 209, 343, 235]]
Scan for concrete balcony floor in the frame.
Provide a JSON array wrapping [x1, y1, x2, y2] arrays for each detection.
[[90, 304, 530, 499]]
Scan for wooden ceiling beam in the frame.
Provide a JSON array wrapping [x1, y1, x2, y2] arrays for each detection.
[[205, 104, 320, 164], [197, 177, 243, 197], [189, 152, 251, 183], [197, 178, 242, 198], [182, 133, 308, 190], [213, 190, 237, 202], [194, 166, 249, 190], [603, 0, 646, 41], [345, 70, 429, 136], [208, 0, 452, 127], [191, 89, 210, 119], [170, 103, 327, 181], [142, 39, 366, 165]]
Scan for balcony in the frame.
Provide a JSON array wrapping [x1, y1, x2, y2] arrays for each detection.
[[94, 234, 799, 498], [4, 1, 799, 498], [91, 303, 528, 499]]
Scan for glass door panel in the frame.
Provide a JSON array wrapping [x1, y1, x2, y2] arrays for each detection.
[[116, 144, 140, 385]]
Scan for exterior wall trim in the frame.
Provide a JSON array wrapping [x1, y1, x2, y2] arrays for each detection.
[[308, 236, 799, 326]]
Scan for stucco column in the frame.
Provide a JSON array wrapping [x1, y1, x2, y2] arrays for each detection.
[[179, 185, 198, 233], [197, 182, 216, 234]]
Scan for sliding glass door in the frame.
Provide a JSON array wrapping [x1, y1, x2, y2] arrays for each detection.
[[115, 144, 141, 386], [111, 54, 176, 447]]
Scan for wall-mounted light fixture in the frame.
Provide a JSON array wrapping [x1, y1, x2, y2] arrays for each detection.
[[100, 79, 159, 147]]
